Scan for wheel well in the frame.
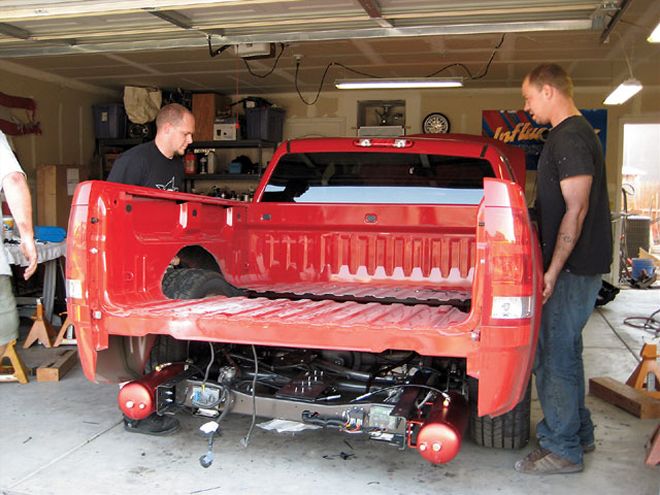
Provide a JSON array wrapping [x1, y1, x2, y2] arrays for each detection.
[[175, 245, 220, 272]]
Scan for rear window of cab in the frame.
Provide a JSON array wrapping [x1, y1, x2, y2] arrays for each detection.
[[262, 151, 495, 205]]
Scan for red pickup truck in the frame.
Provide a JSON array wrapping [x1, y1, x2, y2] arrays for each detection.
[[66, 134, 541, 464]]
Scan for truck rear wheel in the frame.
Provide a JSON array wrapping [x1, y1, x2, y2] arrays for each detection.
[[468, 378, 531, 449], [148, 269, 242, 371], [162, 268, 243, 299]]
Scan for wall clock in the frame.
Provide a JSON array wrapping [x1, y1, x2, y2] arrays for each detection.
[[422, 112, 450, 134]]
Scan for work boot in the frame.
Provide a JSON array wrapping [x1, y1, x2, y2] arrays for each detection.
[[582, 442, 596, 454], [123, 413, 180, 436], [514, 447, 583, 475]]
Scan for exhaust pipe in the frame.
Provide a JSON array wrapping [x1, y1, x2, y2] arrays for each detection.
[[118, 363, 185, 420], [409, 392, 468, 464]]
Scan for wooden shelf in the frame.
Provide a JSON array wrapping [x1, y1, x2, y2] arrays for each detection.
[[184, 174, 260, 181], [190, 139, 278, 150], [184, 139, 277, 193], [97, 138, 145, 147]]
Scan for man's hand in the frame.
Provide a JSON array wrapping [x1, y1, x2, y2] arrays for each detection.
[[542, 270, 559, 304], [20, 236, 37, 279]]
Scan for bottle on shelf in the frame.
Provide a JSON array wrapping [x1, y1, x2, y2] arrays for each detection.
[[207, 151, 217, 174], [184, 152, 197, 175], [199, 154, 208, 175]]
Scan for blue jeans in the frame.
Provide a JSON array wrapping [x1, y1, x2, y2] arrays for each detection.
[[534, 270, 602, 464]]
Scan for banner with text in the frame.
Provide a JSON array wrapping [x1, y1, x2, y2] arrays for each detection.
[[482, 109, 607, 170]]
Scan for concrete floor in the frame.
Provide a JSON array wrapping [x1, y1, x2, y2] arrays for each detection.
[[1, 287, 658, 495]]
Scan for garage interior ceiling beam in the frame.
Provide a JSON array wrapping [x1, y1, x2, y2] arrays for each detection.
[[0, 1, 656, 95], [146, 9, 194, 31], [0, 19, 596, 58], [600, 0, 633, 43], [0, 0, 241, 20], [0, 22, 31, 40], [357, 0, 394, 29], [0, 1, 609, 60]]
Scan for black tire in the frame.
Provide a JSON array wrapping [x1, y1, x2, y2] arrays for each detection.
[[162, 268, 243, 299], [468, 377, 531, 449], [148, 269, 242, 371], [146, 335, 188, 373]]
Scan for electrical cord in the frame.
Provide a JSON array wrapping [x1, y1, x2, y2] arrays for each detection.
[[243, 43, 287, 78], [425, 34, 505, 79], [295, 59, 402, 106], [295, 60, 336, 106], [596, 308, 641, 363], [240, 344, 258, 447], [623, 308, 660, 337], [350, 383, 450, 403], [202, 342, 215, 387], [294, 34, 506, 105]]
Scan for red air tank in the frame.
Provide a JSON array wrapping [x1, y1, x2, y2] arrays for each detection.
[[413, 392, 469, 464], [118, 363, 185, 420]]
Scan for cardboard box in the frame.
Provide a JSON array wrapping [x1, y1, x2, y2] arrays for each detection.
[[192, 93, 229, 141], [37, 164, 88, 229]]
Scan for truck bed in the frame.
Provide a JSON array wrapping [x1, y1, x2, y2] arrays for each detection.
[[101, 293, 473, 354]]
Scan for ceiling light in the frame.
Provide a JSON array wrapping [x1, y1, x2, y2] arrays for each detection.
[[648, 21, 660, 42], [335, 78, 463, 90], [603, 78, 643, 105]]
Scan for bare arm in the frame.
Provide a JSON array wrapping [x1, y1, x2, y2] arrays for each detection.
[[542, 174, 592, 303], [3, 171, 37, 279]]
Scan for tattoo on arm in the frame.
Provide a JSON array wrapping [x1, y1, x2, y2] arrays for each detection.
[[559, 232, 575, 244]]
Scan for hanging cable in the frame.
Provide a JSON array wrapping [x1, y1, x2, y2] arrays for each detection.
[[350, 383, 450, 403], [240, 345, 259, 447], [295, 59, 392, 106], [202, 342, 215, 387], [295, 60, 334, 106], [295, 34, 506, 105], [425, 62, 475, 79], [614, 32, 636, 79], [243, 43, 287, 78], [207, 35, 230, 58], [472, 33, 506, 80]]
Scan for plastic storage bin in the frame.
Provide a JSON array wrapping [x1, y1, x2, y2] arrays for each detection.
[[34, 226, 66, 242], [93, 103, 127, 139], [246, 107, 285, 142]]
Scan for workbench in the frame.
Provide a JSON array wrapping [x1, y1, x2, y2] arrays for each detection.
[[5, 240, 66, 323]]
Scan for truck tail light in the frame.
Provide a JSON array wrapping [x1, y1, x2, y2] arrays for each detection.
[[480, 180, 536, 322], [65, 189, 91, 303]]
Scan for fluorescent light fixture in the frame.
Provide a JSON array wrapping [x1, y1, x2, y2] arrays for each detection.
[[335, 78, 463, 90], [603, 78, 643, 105], [648, 22, 660, 42]]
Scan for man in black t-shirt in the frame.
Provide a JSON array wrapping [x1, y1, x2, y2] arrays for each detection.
[[107, 103, 194, 191], [515, 64, 612, 475], [108, 103, 195, 436]]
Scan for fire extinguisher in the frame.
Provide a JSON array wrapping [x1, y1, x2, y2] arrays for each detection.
[[184, 152, 197, 175]]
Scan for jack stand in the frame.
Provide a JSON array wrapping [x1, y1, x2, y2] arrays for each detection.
[[590, 343, 660, 419], [199, 421, 220, 468], [23, 298, 55, 349], [0, 339, 29, 383], [626, 343, 660, 399], [646, 424, 660, 466], [54, 314, 76, 347]]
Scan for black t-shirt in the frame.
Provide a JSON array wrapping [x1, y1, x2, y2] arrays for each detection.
[[535, 115, 612, 275], [107, 141, 184, 191]]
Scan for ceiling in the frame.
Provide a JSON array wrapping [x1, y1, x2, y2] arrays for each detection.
[[0, 0, 658, 97]]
